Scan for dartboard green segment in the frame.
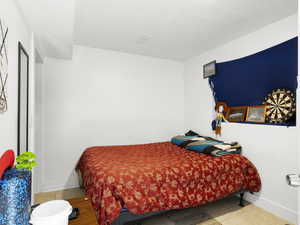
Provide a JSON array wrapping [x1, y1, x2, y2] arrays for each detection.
[[262, 89, 296, 124]]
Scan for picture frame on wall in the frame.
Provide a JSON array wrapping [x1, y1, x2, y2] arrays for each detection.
[[246, 106, 266, 123], [226, 106, 247, 122], [203, 60, 216, 79]]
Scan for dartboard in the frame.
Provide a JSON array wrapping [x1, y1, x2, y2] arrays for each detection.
[[262, 89, 296, 123]]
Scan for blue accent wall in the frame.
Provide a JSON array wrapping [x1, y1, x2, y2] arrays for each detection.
[[209, 37, 298, 107]]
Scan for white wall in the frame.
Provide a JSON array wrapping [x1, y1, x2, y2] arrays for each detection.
[[0, 0, 32, 156], [184, 14, 298, 223], [1, 0, 40, 199], [40, 46, 184, 191]]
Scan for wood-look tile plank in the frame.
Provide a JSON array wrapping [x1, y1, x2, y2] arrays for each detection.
[[68, 197, 98, 225]]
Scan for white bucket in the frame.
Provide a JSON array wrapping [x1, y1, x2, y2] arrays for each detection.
[[30, 200, 72, 225]]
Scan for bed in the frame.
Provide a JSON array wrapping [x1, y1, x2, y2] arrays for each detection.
[[77, 141, 261, 225]]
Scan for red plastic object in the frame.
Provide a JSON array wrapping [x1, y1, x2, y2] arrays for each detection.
[[0, 150, 15, 179]]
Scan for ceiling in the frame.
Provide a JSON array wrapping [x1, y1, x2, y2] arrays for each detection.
[[15, 0, 76, 59], [16, 0, 297, 60]]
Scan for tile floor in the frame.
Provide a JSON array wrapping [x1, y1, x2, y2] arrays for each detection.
[[34, 188, 293, 225]]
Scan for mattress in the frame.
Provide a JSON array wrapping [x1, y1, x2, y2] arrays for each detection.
[[77, 142, 261, 225]]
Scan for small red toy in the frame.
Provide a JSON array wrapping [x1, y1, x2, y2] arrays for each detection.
[[0, 150, 15, 179]]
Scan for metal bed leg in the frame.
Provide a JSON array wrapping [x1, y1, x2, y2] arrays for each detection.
[[239, 192, 245, 207]]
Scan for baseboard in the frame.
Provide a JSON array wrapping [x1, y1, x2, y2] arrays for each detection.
[[41, 184, 80, 193], [245, 193, 297, 224]]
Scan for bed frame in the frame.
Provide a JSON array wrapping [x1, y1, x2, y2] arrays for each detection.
[[111, 190, 249, 225]]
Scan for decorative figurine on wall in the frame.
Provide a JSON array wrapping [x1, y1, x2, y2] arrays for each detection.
[[214, 102, 228, 136]]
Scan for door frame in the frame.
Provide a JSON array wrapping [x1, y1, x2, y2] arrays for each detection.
[[17, 41, 30, 156]]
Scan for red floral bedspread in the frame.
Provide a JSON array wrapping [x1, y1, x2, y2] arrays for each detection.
[[77, 142, 261, 225]]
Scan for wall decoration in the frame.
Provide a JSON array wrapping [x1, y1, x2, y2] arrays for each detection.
[[262, 88, 296, 124], [226, 106, 247, 122], [203, 60, 216, 78], [17, 42, 29, 156], [245, 106, 266, 123], [0, 18, 8, 113], [208, 37, 297, 126]]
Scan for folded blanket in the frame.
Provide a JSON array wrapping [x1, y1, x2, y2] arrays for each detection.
[[200, 143, 242, 156], [171, 134, 242, 157], [171, 135, 205, 147]]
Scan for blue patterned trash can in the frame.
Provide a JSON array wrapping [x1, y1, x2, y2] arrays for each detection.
[[0, 168, 32, 225]]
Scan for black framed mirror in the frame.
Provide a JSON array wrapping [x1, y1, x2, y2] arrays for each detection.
[[17, 42, 29, 156]]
